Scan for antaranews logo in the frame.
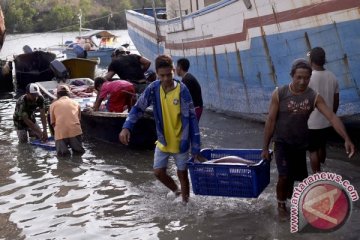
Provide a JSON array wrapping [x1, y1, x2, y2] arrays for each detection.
[[290, 172, 359, 233]]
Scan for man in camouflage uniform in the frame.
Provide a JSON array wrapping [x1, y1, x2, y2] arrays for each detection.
[[13, 83, 48, 143]]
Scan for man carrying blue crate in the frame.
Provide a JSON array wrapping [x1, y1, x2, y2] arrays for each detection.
[[261, 58, 355, 219], [119, 55, 201, 204]]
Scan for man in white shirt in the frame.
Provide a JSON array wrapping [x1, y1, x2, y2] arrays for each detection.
[[307, 47, 340, 172]]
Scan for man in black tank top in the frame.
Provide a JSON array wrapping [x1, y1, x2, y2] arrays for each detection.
[[176, 58, 203, 121], [261, 59, 354, 219], [105, 48, 151, 93]]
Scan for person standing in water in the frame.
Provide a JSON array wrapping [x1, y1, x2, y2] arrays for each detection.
[[307, 47, 340, 173], [49, 85, 84, 156], [176, 58, 203, 121], [119, 55, 201, 204], [13, 83, 48, 143], [261, 58, 354, 219], [105, 47, 151, 93]]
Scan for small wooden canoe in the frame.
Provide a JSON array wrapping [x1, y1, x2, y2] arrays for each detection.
[[0, 5, 5, 51], [37, 79, 156, 149]]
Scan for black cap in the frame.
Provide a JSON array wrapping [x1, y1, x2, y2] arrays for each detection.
[[291, 58, 311, 71]]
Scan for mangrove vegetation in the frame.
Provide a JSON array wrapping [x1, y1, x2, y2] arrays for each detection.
[[0, 0, 165, 33]]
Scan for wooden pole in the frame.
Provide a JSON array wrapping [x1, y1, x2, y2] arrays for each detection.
[[78, 9, 82, 37], [178, 0, 184, 30]]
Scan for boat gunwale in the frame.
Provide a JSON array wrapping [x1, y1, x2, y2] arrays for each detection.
[[126, 0, 239, 25], [37, 79, 154, 120], [76, 30, 118, 39]]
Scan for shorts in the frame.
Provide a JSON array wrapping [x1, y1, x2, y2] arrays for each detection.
[[308, 127, 332, 151], [56, 135, 85, 156], [153, 146, 189, 171], [274, 142, 308, 181]]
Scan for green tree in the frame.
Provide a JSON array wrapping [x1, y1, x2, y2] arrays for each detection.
[[2, 0, 37, 32], [79, 0, 91, 15], [35, 5, 77, 32], [0, 0, 166, 33]]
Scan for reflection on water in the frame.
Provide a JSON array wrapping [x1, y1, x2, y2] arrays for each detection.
[[0, 98, 359, 240]]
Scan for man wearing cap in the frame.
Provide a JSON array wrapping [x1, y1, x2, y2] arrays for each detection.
[[307, 47, 340, 173], [105, 47, 151, 93], [13, 83, 48, 143], [49, 85, 84, 156], [110, 46, 128, 61], [261, 58, 355, 219]]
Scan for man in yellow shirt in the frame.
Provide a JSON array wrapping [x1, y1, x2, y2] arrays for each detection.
[[50, 85, 85, 156], [120, 55, 201, 204]]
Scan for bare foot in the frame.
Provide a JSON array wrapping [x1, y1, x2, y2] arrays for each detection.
[[166, 190, 181, 200], [277, 205, 289, 222]]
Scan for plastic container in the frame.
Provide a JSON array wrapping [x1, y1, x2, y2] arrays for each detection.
[[187, 148, 271, 198]]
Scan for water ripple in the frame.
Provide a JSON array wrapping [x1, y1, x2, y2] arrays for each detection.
[[0, 98, 359, 239]]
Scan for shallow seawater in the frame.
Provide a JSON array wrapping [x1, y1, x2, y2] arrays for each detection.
[[0, 98, 359, 240]]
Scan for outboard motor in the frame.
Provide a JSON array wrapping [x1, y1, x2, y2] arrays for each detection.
[[73, 44, 87, 58], [23, 45, 33, 54], [64, 40, 73, 46], [50, 60, 69, 82], [145, 70, 156, 83]]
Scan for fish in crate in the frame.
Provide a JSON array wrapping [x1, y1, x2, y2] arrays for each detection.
[[187, 148, 271, 198]]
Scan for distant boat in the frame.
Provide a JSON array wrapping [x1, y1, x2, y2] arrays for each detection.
[[63, 30, 128, 67], [126, 0, 360, 120]]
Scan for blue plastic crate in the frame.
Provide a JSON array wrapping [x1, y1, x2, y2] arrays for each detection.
[[187, 148, 271, 198]]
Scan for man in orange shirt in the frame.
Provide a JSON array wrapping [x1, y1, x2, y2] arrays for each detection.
[[50, 85, 85, 156]]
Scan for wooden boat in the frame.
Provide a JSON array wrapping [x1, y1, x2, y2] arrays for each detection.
[[0, 60, 13, 93], [63, 30, 126, 67], [81, 108, 156, 149], [14, 51, 56, 95], [0, 5, 5, 52], [37, 78, 156, 149], [13, 52, 99, 96], [61, 58, 99, 79], [126, 0, 360, 119], [0, 6, 13, 95]]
